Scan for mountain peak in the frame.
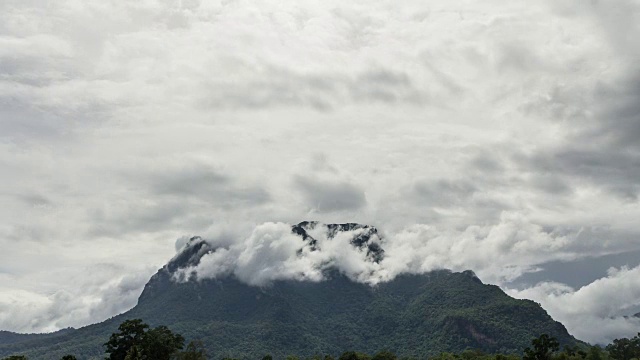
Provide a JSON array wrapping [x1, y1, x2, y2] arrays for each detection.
[[165, 236, 210, 273]]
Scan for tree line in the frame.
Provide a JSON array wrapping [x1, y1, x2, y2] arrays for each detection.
[[2, 319, 640, 360]]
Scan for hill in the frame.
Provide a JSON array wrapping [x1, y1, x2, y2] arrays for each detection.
[[0, 222, 578, 359]]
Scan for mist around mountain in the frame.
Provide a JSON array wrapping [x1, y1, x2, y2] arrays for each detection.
[[0, 223, 579, 359]]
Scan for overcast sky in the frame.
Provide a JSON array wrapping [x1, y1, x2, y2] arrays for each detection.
[[1, 0, 639, 345]]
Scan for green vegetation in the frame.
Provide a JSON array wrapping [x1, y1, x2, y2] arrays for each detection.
[[125, 270, 578, 358], [0, 270, 585, 359], [2, 329, 638, 360], [605, 334, 640, 360], [175, 340, 208, 360], [523, 334, 560, 360], [104, 319, 185, 360]]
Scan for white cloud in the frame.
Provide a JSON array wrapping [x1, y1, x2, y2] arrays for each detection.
[[508, 265, 640, 344], [176, 222, 382, 286], [0, 267, 154, 333], [175, 214, 591, 288]]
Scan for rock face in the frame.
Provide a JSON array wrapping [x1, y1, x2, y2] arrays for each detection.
[[0, 223, 579, 360]]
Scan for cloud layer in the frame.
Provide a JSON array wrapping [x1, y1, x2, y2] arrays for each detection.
[[0, 0, 639, 344], [508, 265, 640, 345], [176, 218, 572, 286], [175, 222, 385, 286]]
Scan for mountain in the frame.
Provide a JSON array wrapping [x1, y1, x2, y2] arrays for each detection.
[[0, 222, 579, 360], [0, 328, 75, 346]]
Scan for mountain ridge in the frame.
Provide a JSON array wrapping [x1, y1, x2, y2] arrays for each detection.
[[0, 222, 580, 359]]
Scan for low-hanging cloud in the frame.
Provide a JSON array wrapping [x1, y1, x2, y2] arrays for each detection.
[[174, 214, 603, 288], [175, 222, 383, 286], [0, 267, 154, 333], [507, 265, 640, 345]]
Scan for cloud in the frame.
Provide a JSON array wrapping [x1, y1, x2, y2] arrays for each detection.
[[176, 222, 383, 286], [409, 178, 477, 207], [507, 265, 640, 344], [199, 67, 423, 111], [147, 163, 271, 206], [84, 157, 271, 238], [294, 176, 367, 212], [520, 75, 640, 202], [0, 266, 154, 333], [174, 213, 598, 288]]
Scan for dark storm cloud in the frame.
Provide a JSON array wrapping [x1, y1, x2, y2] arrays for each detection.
[[294, 175, 366, 212]]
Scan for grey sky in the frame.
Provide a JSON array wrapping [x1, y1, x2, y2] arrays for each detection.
[[1, 0, 639, 344]]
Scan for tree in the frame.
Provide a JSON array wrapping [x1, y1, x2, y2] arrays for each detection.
[[61, 356, 77, 360], [104, 319, 149, 360], [560, 345, 587, 359], [339, 351, 371, 360], [585, 346, 604, 360], [140, 325, 184, 360], [104, 319, 184, 360], [523, 334, 560, 360], [606, 335, 640, 360], [430, 353, 456, 360], [461, 349, 486, 360], [123, 346, 143, 360], [2, 356, 28, 360], [372, 350, 398, 360], [175, 340, 208, 360]]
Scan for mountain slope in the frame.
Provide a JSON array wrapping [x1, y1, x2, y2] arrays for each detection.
[[131, 269, 575, 358], [0, 328, 75, 346], [0, 223, 579, 359]]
